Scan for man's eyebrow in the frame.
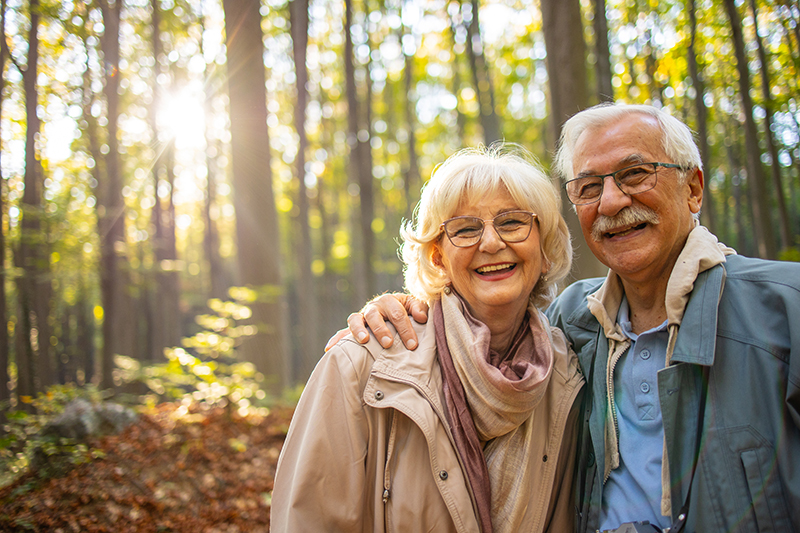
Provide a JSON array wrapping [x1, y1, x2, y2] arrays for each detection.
[[577, 154, 647, 178]]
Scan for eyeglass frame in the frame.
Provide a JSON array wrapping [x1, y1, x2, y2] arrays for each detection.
[[439, 210, 538, 248], [563, 161, 690, 206]]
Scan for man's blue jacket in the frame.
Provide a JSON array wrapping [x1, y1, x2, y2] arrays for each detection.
[[546, 253, 800, 533]]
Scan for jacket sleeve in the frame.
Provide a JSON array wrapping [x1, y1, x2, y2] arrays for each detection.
[[270, 341, 373, 532], [786, 282, 800, 431]]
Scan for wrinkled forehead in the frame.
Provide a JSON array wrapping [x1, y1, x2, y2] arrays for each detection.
[[573, 115, 665, 173]]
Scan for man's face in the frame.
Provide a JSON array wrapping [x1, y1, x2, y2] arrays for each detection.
[[571, 114, 703, 286]]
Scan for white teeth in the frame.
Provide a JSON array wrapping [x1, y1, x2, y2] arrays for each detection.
[[477, 263, 514, 273]]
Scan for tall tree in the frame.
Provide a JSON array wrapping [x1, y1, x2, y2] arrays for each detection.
[[723, 0, 776, 258], [402, 4, 420, 216], [16, 0, 50, 401], [222, 0, 288, 390], [749, 0, 792, 251], [540, 0, 606, 281], [289, 0, 318, 380], [687, 0, 716, 232], [593, 0, 614, 102], [0, 0, 10, 412], [464, 0, 501, 144], [97, 0, 127, 389], [344, 0, 375, 306], [198, 7, 226, 301]]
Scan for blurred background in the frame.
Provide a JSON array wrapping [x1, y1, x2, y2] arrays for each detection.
[[1, 0, 799, 408]]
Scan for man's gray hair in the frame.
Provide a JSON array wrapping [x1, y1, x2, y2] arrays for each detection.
[[553, 103, 703, 184]]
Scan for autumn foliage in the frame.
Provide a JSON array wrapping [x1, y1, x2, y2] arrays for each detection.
[[0, 402, 293, 532]]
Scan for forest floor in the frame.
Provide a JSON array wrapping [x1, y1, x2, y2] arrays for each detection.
[[0, 402, 294, 532]]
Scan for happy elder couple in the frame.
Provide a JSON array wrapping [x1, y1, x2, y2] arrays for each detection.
[[271, 103, 800, 533]]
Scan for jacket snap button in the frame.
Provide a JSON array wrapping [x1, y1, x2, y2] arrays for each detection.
[[439, 470, 448, 480], [375, 391, 385, 400]]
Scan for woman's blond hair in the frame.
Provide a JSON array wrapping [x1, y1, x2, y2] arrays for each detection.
[[400, 143, 572, 309]]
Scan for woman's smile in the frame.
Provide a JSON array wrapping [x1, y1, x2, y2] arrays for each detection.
[[436, 187, 546, 326]]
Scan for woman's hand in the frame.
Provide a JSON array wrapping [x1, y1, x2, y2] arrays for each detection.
[[325, 294, 430, 351]]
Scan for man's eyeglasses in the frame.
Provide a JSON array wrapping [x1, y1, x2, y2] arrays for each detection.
[[440, 210, 537, 248], [564, 162, 688, 205]]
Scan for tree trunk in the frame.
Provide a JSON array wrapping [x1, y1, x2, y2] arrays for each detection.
[[81, 30, 103, 385], [464, 0, 501, 144], [149, 0, 167, 361], [344, 0, 374, 306], [16, 0, 47, 402], [158, 142, 180, 349], [722, 0, 776, 258], [222, 0, 288, 391], [687, 0, 716, 232], [289, 0, 318, 381], [199, 12, 226, 301], [593, 0, 613, 102], [726, 116, 751, 254], [0, 0, 10, 414], [76, 280, 95, 385], [403, 42, 421, 216], [98, 0, 127, 390], [749, 0, 792, 251], [540, 0, 606, 281]]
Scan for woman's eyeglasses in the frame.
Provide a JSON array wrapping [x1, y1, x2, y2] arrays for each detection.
[[440, 210, 537, 248]]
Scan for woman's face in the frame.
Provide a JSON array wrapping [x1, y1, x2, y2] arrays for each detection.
[[434, 187, 546, 322]]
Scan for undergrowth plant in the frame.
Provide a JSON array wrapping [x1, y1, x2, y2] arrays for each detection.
[[0, 385, 107, 488], [116, 289, 273, 417]]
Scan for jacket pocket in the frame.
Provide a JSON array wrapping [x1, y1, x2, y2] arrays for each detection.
[[740, 446, 792, 532]]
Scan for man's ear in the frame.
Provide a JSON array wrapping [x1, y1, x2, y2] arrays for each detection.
[[687, 167, 704, 214]]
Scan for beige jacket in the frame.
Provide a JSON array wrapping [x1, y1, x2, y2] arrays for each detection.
[[270, 316, 584, 533]]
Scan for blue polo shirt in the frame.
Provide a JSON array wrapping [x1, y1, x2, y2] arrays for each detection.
[[598, 298, 671, 531]]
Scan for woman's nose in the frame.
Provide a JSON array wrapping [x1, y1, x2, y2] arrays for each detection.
[[478, 222, 506, 252]]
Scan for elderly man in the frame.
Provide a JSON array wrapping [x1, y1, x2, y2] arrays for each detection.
[[337, 103, 800, 532]]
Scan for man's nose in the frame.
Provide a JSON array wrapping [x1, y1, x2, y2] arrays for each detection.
[[597, 175, 632, 216]]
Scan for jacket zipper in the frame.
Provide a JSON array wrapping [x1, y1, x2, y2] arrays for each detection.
[[604, 340, 628, 483]]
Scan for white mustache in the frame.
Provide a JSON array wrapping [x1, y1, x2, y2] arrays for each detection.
[[591, 205, 660, 241]]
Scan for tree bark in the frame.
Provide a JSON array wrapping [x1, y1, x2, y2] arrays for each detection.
[[289, 0, 318, 381], [447, 9, 468, 143], [16, 0, 49, 402], [0, 0, 10, 413], [687, 0, 716, 232], [593, 0, 614, 102], [98, 0, 128, 390], [722, 0, 776, 258], [344, 0, 374, 306], [199, 12, 226, 301], [749, 0, 792, 251], [149, 0, 168, 361], [464, 0, 501, 144], [222, 0, 288, 391], [540, 0, 606, 281]]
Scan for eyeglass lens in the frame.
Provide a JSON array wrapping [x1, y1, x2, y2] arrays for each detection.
[[566, 163, 660, 205], [443, 211, 534, 247]]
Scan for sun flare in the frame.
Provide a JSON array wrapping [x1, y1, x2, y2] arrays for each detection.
[[157, 87, 207, 150]]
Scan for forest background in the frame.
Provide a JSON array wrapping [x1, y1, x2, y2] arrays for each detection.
[[0, 0, 798, 440]]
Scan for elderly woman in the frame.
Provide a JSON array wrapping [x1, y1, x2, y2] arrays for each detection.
[[270, 144, 584, 533]]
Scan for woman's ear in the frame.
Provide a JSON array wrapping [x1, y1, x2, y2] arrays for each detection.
[[431, 245, 444, 268]]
